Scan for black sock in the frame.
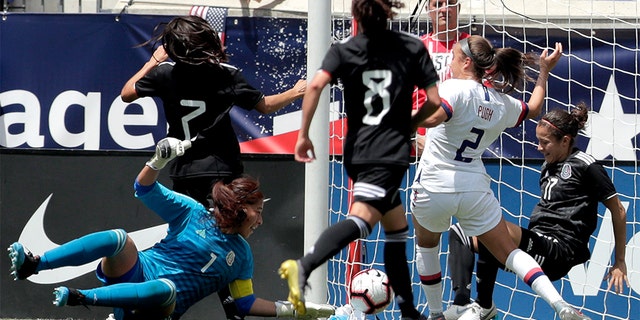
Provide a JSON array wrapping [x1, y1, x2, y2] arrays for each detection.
[[448, 224, 475, 306], [384, 227, 420, 319], [476, 242, 501, 309], [299, 219, 362, 275]]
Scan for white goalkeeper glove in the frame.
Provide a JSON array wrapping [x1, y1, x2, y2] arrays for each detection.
[[275, 300, 335, 319], [146, 137, 192, 170]]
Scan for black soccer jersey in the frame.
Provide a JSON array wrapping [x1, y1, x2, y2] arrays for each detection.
[[135, 62, 264, 180], [529, 148, 617, 264], [320, 30, 439, 166]]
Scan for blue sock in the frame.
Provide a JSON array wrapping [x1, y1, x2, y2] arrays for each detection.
[[38, 229, 127, 272], [79, 279, 176, 308]]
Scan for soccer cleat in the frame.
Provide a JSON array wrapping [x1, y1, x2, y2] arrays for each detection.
[[53, 286, 88, 309], [443, 304, 472, 320], [7, 242, 40, 280], [427, 312, 446, 320], [458, 302, 497, 320], [278, 259, 308, 315], [553, 301, 591, 320]]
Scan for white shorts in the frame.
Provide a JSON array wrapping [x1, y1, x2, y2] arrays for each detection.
[[410, 188, 502, 237]]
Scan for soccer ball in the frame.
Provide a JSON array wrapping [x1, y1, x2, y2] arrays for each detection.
[[349, 268, 394, 314]]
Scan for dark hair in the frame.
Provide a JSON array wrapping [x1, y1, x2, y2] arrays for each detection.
[[459, 35, 537, 94], [212, 176, 264, 233], [352, 0, 405, 33], [144, 16, 228, 66], [538, 102, 589, 146]]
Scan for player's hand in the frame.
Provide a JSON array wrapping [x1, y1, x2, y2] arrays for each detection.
[[146, 137, 192, 170], [604, 260, 629, 294], [292, 79, 307, 97], [294, 136, 315, 163], [151, 46, 169, 65], [539, 42, 562, 73], [275, 300, 335, 319]]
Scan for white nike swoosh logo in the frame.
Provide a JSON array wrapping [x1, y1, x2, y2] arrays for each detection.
[[19, 194, 168, 284]]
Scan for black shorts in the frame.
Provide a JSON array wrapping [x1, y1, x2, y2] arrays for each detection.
[[344, 163, 408, 214], [518, 228, 575, 281]]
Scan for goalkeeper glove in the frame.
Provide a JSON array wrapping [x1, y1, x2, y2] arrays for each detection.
[[275, 301, 335, 319], [146, 137, 192, 170]]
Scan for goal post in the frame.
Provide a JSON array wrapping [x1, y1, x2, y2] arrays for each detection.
[[305, 0, 331, 305]]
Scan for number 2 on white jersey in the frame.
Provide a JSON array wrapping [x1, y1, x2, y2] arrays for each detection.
[[455, 127, 485, 163], [362, 70, 392, 125], [180, 99, 206, 140]]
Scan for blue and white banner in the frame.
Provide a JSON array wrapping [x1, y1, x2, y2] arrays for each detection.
[[1, 15, 639, 161]]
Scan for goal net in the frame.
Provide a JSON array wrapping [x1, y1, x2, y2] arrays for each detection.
[[323, 1, 640, 319]]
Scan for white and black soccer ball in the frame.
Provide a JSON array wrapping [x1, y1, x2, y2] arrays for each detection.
[[349, 268, 394, 314]]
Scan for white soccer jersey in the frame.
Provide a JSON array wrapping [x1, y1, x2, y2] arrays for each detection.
[[413, 79, 528, 193]]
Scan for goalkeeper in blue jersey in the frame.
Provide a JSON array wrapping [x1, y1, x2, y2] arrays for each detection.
[[8, 138, 334, 320]]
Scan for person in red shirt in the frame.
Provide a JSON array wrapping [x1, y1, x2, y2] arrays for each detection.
[[413, 0, 471, 154]]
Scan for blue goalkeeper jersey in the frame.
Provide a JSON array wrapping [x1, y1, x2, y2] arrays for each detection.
[[135, 181, 254, 317]]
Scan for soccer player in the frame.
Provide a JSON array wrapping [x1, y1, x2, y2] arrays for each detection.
[[444, 103, 628, 319], [8, 138, 334, 320], [410, 35, 590, 320], [278, 0, 443, 319], [120, 15, 306, 319], [121, 15, 306, 208]]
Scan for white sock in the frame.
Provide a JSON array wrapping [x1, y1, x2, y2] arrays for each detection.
[[416, 245, 443, 314], [505, 249, 562, 306]]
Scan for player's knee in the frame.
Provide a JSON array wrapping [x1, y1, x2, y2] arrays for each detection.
[[109, 229, 129, 256], [384, 226, 408, 243], [348, 215, 372, 238], [157, 278, 177, 307]]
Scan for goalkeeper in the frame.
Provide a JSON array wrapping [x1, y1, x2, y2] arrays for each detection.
[[8, 138, 334, 320], [443, 104, 629, 320]]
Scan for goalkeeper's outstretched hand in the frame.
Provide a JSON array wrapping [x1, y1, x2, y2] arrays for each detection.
[[275, 301, 335, 319], [146, 137, 192, 170]]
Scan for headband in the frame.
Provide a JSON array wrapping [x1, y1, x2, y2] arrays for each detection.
[[459, 38, 476, 62], [541, 118, 567, 135]]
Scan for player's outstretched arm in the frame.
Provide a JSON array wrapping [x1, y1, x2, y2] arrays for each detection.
[[603, 195, 630, 294], [245, 298, 334, 319], [295, 71, 331, 163], [256, 79, 307, 114], [526, 42, 563, 119], [121, 46, 169, 102], [137, 137, 191, 186]]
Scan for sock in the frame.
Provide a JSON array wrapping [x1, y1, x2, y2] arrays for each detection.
[[385, 227, 420, 319], [505, 249, 562, 306], [475, 242, 500, 309], [416, 245, 443, 314], [299, 216, 370, 274], [38, 229, 128, 272], [448, 224, 474, 306], [79, 278, 176, 308]]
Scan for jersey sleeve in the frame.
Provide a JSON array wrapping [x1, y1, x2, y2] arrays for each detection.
[[585, 162, 618, 201], [414, 44, 439, 89], [319, 43, 342, 80], [134, 180, 203, 228], [229, 69, 265, 110], [436, 81, 458, 120], [504, 94, 529, 128], [135, 63, 170, 97]]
